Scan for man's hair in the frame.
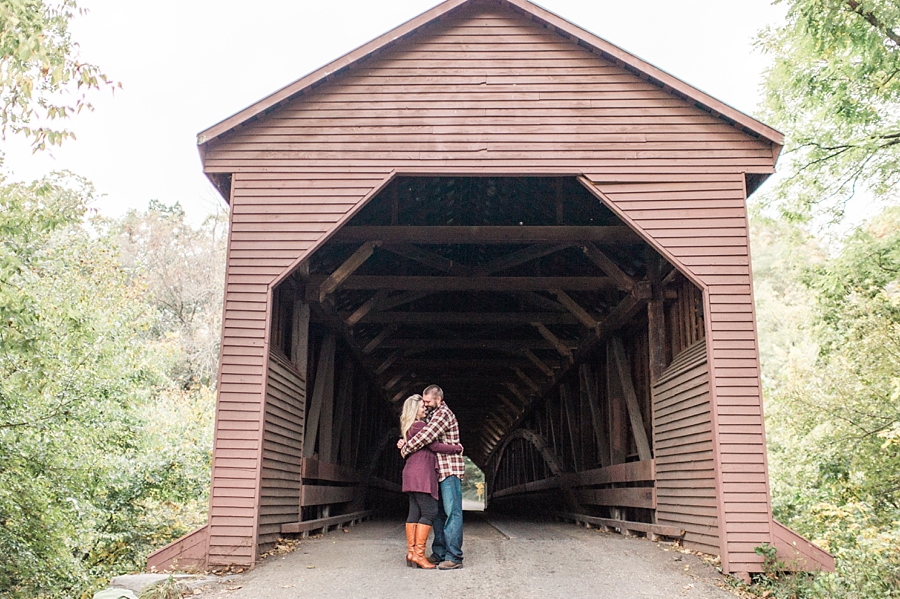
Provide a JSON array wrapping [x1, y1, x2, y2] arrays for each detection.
[[423, 384, 443, 398]]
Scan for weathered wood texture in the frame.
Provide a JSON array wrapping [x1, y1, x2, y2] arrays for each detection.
[[652, 339, 720, 555], [146, 525, 209, 572], [195, 0, 779, 571], [772, 519, 835, 572], [257, 351, 306, 553]]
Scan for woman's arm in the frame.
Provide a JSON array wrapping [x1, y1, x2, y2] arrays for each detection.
[[428, 441, 462, 455]]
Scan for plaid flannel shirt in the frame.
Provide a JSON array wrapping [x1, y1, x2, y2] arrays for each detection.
[[401, 402, 464, 482]]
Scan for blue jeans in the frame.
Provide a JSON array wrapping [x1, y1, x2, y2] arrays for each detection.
[[430, 475, 463, 563]]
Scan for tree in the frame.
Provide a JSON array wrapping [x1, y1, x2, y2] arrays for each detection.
[[758, 0, 900, 221], [0, 0, 115, 150]]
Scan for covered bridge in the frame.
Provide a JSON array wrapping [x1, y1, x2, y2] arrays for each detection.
[[147, 0, 833, 579]]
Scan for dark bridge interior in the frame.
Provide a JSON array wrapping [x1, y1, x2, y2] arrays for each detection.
[[264, 176, 707, 550]]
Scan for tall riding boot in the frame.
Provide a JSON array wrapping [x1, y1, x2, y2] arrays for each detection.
[[405, 523, 417, 567], [412, 524, 436, 569]]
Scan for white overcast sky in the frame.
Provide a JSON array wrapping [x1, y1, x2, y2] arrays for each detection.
[[2, 0, 787, 222]]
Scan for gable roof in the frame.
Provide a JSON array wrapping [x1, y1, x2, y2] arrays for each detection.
[[197, 0, 783, 149]]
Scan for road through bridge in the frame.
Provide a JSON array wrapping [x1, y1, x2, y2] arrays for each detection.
[[192, 513, 738, 599]]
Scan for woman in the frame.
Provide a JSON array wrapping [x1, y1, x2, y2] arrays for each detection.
[[400, 394, 462, 569]]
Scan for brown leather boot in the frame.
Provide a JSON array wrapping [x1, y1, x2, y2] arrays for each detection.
[[412, 524, 436, 569], [405, 523, 417, 567]]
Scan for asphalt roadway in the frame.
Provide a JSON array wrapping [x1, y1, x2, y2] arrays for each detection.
[[193, 513, 740, 599]]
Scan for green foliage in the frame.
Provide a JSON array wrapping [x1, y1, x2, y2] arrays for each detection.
[[758, 0, 900, 221], [751, 209, 900, 598], [0, 177, 219, 598], [0, 0, 116, 150]]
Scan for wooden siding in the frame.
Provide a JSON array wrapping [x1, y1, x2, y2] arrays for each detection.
[[198, 0, 779, 571], [257, 350, 306, 552], [592, 174, 772, 572], [652, 339, 719, 555], [146, 525, 209, 572]]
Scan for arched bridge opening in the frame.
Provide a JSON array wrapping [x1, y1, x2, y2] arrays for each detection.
[[258, 175, 715, 555]]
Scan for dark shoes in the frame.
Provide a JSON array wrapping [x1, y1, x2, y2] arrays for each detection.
[[437, 560, 463, 570], [427, 553, 442, 565]]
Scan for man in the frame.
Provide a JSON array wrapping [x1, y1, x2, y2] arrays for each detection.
[[398, 384, 464, 569]]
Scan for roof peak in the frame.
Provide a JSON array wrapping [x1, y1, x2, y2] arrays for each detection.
[[197, 0, 782, 148]]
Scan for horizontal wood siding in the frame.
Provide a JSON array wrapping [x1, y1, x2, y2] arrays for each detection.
[[594, 175, 773, 572], [146, 525, 209, 572], [652, 340, 719, 555], [200, 0, 779, 571], [257, 351, 306, 553]]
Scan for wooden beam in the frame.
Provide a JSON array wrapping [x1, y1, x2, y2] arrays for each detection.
[[382, 244, 455, 272], [513, 367, 541, 393], [384, 371, 407, 390], [385, 357, 560, 370], [647, 258, 667, 385], [346, 289, 389, 326], [318, 241, 381, 302], [290, 300, 310, 379], [498, 394, 522, 418], [504, 382, 531, 406], [579, 363, 610, 468], [532, 322, 574, 361], [310, 275, 614, 292], [348, 311, 580, 325], [610, 335, 652, 462], [552, 289, 600, 330], [377, 290, 432, 312], [379, 338, 575, 351], [332, 225, 639, 244], [363, 325, 397, 354], [582, 243, 635, 292], [516, 291, 568, 312], [522, 349, 554, 377], [374, 350, 403, 375], [303, 334, 335, 458], [331, 361, 354, 462], [300, 484, 360, 507], [473, 244, 571, 276]]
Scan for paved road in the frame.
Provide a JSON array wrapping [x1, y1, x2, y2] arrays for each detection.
[[195, 514, 738, 599]]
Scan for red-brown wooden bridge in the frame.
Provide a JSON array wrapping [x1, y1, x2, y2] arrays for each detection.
[[147, 0, 833, 580]]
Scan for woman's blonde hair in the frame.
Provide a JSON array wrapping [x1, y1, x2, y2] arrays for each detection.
[[399, 394, 424, 440]]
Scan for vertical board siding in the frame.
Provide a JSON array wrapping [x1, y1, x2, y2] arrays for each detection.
[[257, 351, 306, 552], [197, 0, 778, 570], [653, 340, 719, 554]]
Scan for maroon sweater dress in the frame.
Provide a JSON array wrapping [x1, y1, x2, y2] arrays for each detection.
[[402, 420, 461, 500]]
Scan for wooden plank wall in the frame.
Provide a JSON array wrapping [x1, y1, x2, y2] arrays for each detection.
[[652, 339, 719, 554], [257, 350, 306, 551], [199, 0, 777, 570], [593, 176, 772, 573]]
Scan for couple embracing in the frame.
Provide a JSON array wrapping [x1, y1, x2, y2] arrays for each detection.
[[397, 385, 464, 570]]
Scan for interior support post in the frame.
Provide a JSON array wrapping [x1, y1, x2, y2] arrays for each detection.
[[303, 334, 336, 458], [331, 360, 354, 462], [291, 300, 310, 380], [611, 336, 652, 462], [607, 339, 628, 465], [580, 362, 610, 467]]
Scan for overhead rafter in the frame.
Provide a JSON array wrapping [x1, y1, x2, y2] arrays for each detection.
[[531, 322, 574, 361], [581, 243, 635, 292], [346, 289, 390, 326], [311, 275, 615, 292], [332, 225, 639, 244], [382, 244, 456, 272], [551, 289, 600, 330], [318, 240, 381, 302], [363, 325, 398, 354], [473, 244, 571, 276], [377, 338, 576, 351], [347, 311, 581, 325]]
